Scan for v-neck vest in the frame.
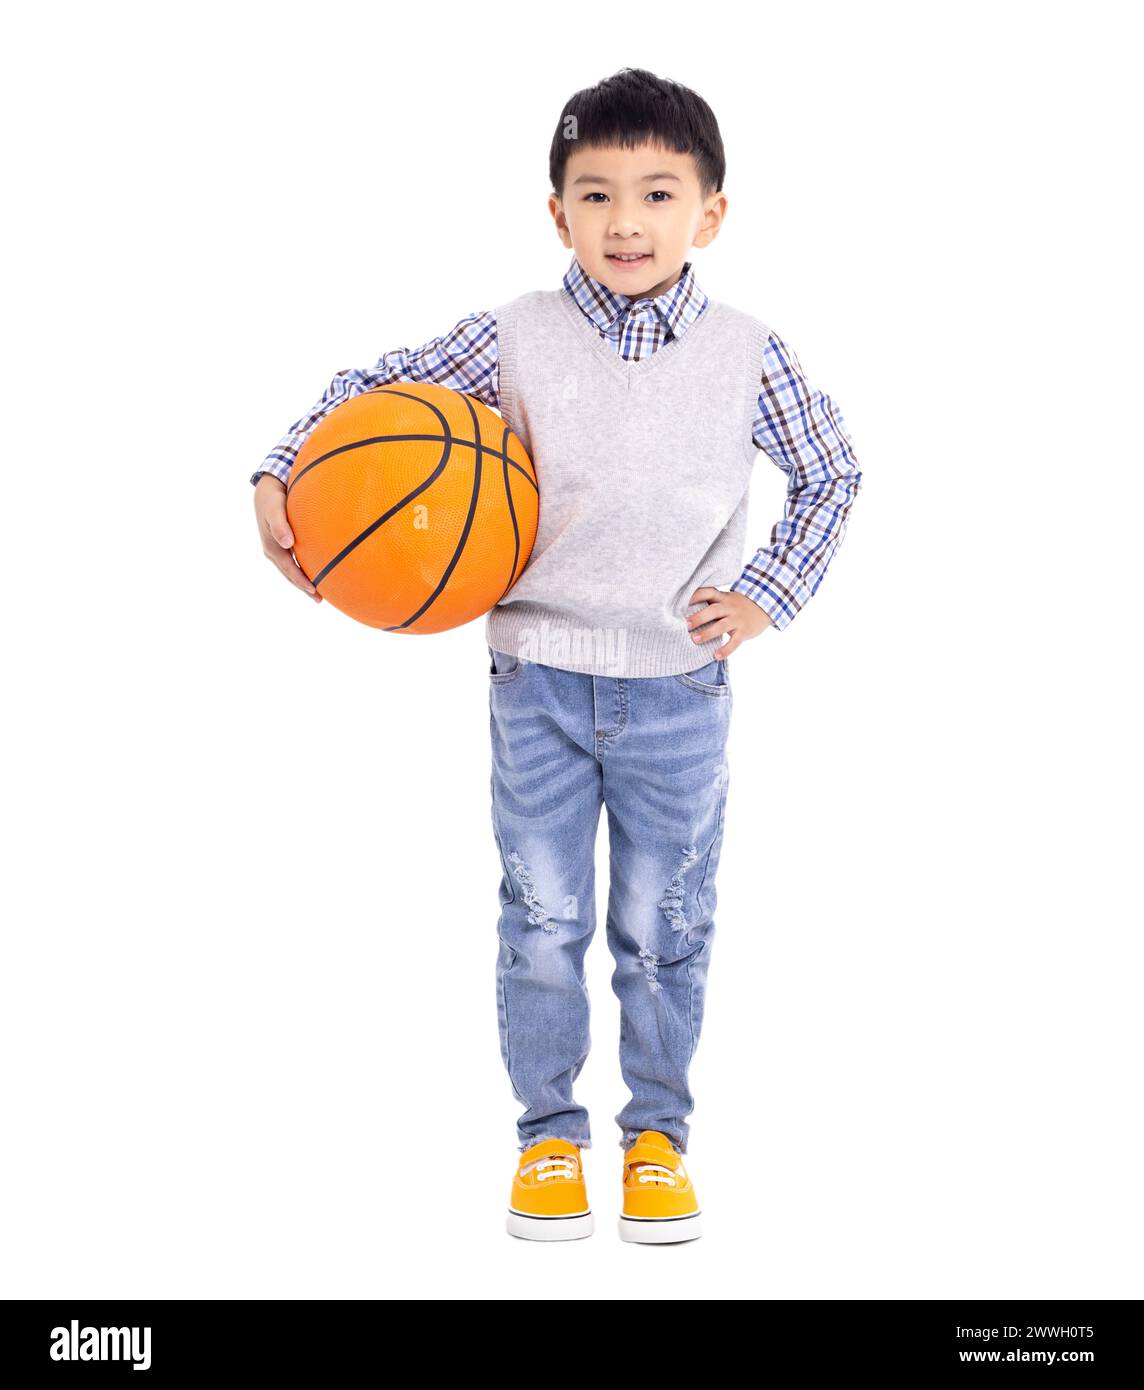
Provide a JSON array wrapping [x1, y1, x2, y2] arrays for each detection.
[[486, 286, 772, 677]]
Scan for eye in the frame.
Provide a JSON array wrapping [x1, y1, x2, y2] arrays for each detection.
[[582, 190, 673, 203]]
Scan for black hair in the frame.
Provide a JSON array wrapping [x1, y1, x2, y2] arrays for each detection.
[[549, 67, 726, 202]]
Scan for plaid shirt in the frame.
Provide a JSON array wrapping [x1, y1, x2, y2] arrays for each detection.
[[252, 255, 862, 629]]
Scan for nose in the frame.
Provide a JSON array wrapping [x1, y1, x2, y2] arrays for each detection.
[[608, 205, 646, 238]]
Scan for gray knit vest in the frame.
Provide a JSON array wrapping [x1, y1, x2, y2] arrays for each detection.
[[485, 286, 771, 677]]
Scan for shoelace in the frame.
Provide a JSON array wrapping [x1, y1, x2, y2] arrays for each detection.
[[521, 1153, 579, 1182], [634, 1162, 683, 1187]]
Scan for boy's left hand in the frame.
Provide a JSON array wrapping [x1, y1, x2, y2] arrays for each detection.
[[685, 587, 773, 657]]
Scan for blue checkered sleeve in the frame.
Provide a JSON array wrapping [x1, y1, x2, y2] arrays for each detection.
[[250, 309, 499, 486], [731, 332, 863, 629]]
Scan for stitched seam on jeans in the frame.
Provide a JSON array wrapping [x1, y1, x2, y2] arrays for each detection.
[[688, 766, 730, 1061], [672, 673, 729, 696], [499, 948, 525, 1104], [693, 766, 729, 924]]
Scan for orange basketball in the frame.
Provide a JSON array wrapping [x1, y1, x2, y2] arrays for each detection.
[[285, 382, 538, 633]]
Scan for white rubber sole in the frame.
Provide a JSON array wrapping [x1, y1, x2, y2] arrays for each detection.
[[618, 1210, 703, 1244], [507, 1208, 595, 1241]]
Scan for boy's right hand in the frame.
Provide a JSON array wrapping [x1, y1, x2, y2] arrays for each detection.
[[253, 474, 322, 602]]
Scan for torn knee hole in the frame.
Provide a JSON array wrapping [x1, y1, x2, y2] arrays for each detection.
[[508, 850, 559, 934], [639, 947, 661, 990], [658, 844, 700, 931]]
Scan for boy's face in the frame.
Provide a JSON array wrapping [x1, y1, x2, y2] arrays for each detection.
[[550, 141, 726, 301]]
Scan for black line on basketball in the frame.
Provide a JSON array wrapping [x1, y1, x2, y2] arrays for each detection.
[[287, 433, 533, 501], [286, 385, 538, 504], [384, 392, 488, 631], [309, 390, 459, 588]]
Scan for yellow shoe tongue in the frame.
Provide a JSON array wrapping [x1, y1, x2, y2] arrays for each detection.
[[626, 1136, 680, 1170], [634, 1130, 674, 1150], [525, 1138, 579, 1162]]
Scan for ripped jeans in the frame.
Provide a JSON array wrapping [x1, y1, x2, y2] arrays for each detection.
[[488, 646, 733, 1156]]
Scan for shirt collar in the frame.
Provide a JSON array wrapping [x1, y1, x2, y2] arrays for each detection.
[[562, 254, 708, 341]]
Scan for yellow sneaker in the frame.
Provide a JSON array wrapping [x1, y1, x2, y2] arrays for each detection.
[[507, 1138, 594, 1241], [619, 1130, 702, 1243]]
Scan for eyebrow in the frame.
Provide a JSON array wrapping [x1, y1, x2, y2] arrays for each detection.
[[570, 172, 684, 186]]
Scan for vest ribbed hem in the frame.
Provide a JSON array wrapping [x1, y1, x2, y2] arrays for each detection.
[[485, 603, 727, 678]]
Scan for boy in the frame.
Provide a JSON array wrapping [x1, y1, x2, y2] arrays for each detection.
[[251, 67, 862, 1244]]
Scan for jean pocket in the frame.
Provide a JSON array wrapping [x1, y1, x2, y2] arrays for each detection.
[[672, 656, 730, 696], [488, 646, 523, 682]]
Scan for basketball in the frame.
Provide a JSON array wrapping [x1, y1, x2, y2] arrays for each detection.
[[285, 382, 538, 633]]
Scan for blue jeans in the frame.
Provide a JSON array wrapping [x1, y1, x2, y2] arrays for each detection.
[[488, 645, 733, 1156]]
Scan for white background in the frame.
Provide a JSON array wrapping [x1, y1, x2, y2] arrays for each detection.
[[3, 0, 1140, 1299]]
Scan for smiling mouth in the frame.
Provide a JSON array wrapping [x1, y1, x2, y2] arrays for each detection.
[[607, 252, 652, 263]]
